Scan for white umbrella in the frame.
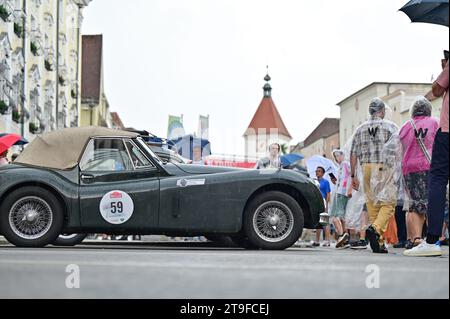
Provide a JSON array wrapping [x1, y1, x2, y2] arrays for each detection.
[[306, 155, 338, 193]]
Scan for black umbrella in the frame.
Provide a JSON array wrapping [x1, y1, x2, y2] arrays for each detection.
[[400, 0, 449, 27]]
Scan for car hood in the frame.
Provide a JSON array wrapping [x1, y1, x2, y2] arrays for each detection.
[[172, 164, 244, 175]]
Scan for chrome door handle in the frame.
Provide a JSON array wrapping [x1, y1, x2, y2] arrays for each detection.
[[81, 174, 94, 182]]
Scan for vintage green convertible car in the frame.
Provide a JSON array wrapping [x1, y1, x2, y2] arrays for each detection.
[[0, 127, 325, 249]]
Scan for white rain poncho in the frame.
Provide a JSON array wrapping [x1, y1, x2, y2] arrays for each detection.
[[328, 149, 351, 218], [331, 140, 368, 231], [349, 98, 408, 205], [369, 131, 408, 205], [341, 98, 410, 230], [398, 96, 436, 212]]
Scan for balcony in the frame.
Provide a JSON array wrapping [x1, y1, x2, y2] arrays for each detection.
[[11, 105, 28, 124], [13, 22, 23, 38], [29, 121, 39, 134], [58, 65, 68, 86], [0, 58, 11, 76], [30, 41, 41, 56], [0, 4, 10, 22], [70, 82, 78, 99], [0, 76, 14, 102], [31, 26, 43, 41], [0, 99, 8, 115], [30, 27, 43, 56], [44, 47, 55, 71], [12, 107, 21, 123]]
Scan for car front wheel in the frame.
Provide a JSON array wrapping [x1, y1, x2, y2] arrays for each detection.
[[243, 191, 304, 250], [0, 187, 64, 247]]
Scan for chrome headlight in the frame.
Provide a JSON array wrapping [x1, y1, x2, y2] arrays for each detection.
[[310, 177, 320, 189]]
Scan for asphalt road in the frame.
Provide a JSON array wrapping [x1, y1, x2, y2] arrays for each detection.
[[0, 241, 448, 299]]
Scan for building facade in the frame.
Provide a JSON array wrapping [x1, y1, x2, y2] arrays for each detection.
[[244, 73, 292, 159], [80, 34, 110, 127], [291, 118, 340, 160], [337, 82, 443, 147], [0, 0, 91, 139], [110, 111, 124, 130]]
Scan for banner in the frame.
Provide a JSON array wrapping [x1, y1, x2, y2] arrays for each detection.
[[167, 115, 185, 140], [197, 115, 209, 140]]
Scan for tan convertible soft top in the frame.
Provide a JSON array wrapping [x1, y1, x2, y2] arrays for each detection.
[[15, 126, 138, 170]]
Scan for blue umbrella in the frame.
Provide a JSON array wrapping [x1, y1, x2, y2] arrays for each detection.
[[0, 133, 28, 145], [400, 0, 449, 27], [281, 153, 304, 168], [168, 135, 211, 161]]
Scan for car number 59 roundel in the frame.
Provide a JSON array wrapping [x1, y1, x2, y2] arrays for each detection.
[[99, 190, 134, 225]]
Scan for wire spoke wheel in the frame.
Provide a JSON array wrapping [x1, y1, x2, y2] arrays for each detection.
[[9, 196, 53, 240], [253, 201, 294, 243]]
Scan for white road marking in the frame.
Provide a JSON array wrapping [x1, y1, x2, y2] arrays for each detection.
[[0, 258, 445, 273]]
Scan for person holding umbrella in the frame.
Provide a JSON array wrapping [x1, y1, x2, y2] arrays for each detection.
[[405, 55, 449, 257], [399, 0, 449, 256]]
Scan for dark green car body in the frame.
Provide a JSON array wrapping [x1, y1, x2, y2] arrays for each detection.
[[0, 137, 324, 237]]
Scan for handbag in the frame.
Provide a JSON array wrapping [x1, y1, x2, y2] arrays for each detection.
[[409, 119, 432, 164]]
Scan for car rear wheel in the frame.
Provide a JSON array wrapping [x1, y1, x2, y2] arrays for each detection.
[[243, 191, 304, 250], [0, 187, 64, 247], [53, 233, 87, 246]]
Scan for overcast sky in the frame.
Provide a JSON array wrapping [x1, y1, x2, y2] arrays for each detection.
[[82, 0, 449, 155]]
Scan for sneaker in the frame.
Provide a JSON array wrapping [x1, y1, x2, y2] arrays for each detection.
[[350, 239, 369, 250], [405, 240, 414, 250], [311, 241, 320, 247], [336, 243, 351, 250], [393, 241, 407, 249], [374, 244, 388, 254], [439, 238, 449, 246], [321, 241, 331, 247], [336, 233, 350, 249], [304, 241, 314, 248], [366, 225, 381, 253], [403, 241, 442, 257]]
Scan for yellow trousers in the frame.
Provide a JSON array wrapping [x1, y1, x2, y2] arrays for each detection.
[[362, 163, 396, 245]]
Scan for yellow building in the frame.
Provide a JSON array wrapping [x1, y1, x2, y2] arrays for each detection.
[[79, 34, 111, 127], [0, 0, 92, 139]]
